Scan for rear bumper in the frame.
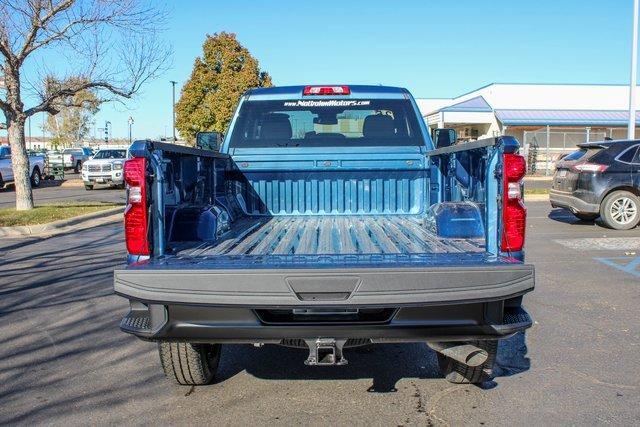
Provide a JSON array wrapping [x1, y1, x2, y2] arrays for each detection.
[[119, 301, 533, 343], [115, 262, 534, 343], [549, 189, 600, 213]]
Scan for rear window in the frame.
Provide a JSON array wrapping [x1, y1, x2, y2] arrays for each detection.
[[562, 149, 588, 161], [228, 99, 424, 148]]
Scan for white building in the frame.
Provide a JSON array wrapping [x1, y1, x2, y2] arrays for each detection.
[[416, 83, 640, 173]]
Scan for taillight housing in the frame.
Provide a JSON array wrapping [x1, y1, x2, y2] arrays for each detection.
[[123, 157, 150, 255], [501, 153, 527, 252], [303, 85, 350, 95], [571, 162, 608, 173]]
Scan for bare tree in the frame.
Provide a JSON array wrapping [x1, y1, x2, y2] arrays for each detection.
[[0, 0, 170, 210]]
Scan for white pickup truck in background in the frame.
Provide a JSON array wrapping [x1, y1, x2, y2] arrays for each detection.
[[0, 145, 45, 190], [48, 147, 94, 173]]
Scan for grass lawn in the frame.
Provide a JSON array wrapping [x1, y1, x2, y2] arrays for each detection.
[[0, 203, 122, 227]]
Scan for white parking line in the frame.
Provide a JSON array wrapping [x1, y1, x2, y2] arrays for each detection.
[[555, 237, 640, 251]]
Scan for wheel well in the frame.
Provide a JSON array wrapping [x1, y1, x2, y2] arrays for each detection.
[[600, 186, 640, 204], [32, 165, 40, 174]]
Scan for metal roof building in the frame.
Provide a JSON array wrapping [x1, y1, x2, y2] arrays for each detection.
[[416, 83, 640, 173]]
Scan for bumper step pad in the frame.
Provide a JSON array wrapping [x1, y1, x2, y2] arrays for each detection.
[[120, 310, 151, 334]]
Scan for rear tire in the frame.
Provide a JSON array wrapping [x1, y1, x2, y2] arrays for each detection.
[[600, 190, 640, 230], [436, 340, 498, 384], [573, 212, 599, 221], [84, 184, 94, 190], [74, 161, 81, 173], [158, 342, 221, 386], [30, 167, 42, 188]]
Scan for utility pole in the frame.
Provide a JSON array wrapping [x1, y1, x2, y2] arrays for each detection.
[[629, 0, 639, 139], [104, 121, 111, 144], [128, 117, 134, 144], [170, 80, 177, 142]]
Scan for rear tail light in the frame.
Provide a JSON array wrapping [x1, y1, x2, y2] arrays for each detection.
[[69, 155, 75, 162], [571, 162, 608, 173], [123, 157, 150, 255], [303, 85, 350, 95], [501, 153, 527, 252]]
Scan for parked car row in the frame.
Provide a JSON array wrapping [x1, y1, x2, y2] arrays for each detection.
[[0, 145, 130, 191]]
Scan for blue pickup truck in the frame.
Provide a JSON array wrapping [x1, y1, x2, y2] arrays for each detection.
[[114, 85, 534, 386]]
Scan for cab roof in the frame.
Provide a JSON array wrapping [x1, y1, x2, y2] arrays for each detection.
[[245, 85, 411, 101]]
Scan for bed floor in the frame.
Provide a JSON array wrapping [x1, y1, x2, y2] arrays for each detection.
[[172, 215, 485, 258]]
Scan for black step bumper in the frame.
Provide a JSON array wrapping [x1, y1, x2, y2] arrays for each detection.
[[119, 301, 533, 344]]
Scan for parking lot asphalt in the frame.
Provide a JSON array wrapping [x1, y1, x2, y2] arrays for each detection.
[[0, 201, 638, 425], [0, 177, 125, 208]]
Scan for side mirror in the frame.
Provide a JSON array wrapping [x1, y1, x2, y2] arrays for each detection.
[[433, 128, 457, 149], [196, 132, 223, 151]]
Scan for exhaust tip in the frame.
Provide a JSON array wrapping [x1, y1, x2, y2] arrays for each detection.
[[464, 348, 489, 367], [428, 342, 489, 367]]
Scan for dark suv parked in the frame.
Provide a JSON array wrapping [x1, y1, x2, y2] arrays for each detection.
[[550, 140, 640, 229]]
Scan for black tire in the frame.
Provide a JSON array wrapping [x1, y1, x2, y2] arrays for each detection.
[[30, 167, 42, 188], [84, 184, 94, 190], [74, 161, 81, 173], [158, 342, 221, 386], [600, 190, 640, 230], [573, 212, 599, 221], [436, 340, 498, 384]]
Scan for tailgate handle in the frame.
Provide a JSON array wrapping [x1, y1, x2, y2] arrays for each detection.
[[286, 276, 361, 301]]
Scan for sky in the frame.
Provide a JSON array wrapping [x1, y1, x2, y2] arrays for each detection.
[[8, 0, 639, 139]]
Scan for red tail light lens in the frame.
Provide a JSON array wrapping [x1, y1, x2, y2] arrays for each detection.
[[69, 155, 75, 162], [571, 162, 608, 173], [123, 157, 150, 255], [303, 85, 350, 95], [501, 153, 527, 252]]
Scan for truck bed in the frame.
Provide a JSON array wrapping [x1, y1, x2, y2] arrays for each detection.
[[172, 215, 484, 258]]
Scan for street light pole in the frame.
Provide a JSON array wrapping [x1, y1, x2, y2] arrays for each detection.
[[170, 80, 177, 142], [128, 117, 134, 144], [104, 121, 111, 144], [629, 0, 639, 139]]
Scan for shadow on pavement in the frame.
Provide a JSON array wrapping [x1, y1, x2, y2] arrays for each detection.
[[547, 208, 602, 226], [214, 332, 531, 393]]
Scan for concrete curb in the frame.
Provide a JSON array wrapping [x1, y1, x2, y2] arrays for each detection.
[[59, 179, 86, 188], [525, 194, 550, 201], [0, 206, 124, 238], [524, 176, 553, 182]]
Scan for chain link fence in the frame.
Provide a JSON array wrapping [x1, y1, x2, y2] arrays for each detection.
[[522, 129, 609, 175]]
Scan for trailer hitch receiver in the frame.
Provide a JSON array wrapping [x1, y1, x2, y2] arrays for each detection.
[[304, 338, 348, 366]]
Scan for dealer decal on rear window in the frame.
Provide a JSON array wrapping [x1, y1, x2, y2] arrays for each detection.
[[283, 100, 371, 107]]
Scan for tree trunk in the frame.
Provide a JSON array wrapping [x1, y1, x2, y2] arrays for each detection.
[[7, 116, 34, 211]]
